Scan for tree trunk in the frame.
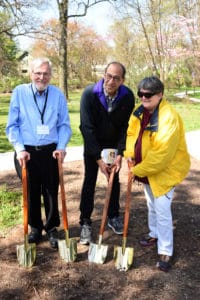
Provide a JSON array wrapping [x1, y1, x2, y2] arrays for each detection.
[[57, 0, 68, 99]]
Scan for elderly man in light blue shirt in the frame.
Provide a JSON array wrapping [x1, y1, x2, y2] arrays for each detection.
[[6, 57, 72, 249]]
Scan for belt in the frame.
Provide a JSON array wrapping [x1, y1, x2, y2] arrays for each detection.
[[25, 143, 56, 151]]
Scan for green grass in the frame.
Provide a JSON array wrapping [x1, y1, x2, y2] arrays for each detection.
[[0, 186, 22, 235], [170, 100, 200, 131], [187, 91, 200, 99], [67, 91, 83, 146]]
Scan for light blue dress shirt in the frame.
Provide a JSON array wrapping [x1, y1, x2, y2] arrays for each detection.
[[6, 83, 72, 153]]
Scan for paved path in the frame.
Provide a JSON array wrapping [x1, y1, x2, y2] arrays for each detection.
[[174, 91, 200, 103], [0, 146, 83, 172], [0, 130, 199, 172], [185, 130, 200, 160]]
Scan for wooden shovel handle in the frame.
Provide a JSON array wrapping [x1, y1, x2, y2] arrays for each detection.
[[22, 160, 28, 235], [99, 166, 117, 236], [57, 157, 68, 231], [123, 162, 134, 238]]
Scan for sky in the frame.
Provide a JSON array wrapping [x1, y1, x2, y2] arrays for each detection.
[[78, 2, 114, 36], [18, 2, 114, 50]]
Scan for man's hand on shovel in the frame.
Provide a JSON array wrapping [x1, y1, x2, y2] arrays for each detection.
[[53, 149, 66, 163], [97, 155, 122, 180], [111, 154, 122, 173], [97, 159, 111, 180], [17, 151, 30, 167]]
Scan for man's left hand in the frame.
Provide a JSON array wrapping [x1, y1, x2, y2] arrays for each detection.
[[111, 155, 122, 173]]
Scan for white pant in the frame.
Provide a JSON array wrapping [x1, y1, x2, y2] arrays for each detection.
[[144, 184, 175, 256]]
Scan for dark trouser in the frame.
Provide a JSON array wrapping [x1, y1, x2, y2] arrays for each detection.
[[14, 145, 60, 232], [79, 154, 120, 225]]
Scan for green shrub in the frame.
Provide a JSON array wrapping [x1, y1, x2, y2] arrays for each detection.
[[0, 187, 22, 234]]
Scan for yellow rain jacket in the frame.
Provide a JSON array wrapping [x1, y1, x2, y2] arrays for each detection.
[[124, 98, 190, 197]]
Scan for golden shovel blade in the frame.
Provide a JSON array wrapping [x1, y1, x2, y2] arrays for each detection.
[[16, 243, 36, 268], [88, 242, 108, 264], [58, 238, 77, 262], [114, 246, 134, 271]]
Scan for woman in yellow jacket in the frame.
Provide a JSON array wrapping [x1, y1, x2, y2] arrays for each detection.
[[124, 76, 190, 272]]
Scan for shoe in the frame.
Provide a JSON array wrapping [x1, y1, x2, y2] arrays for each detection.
[[80, 224, 91, 245], [139, 234, 157, 247], [108, 216, 123, 235], [28, 227, 42, 244], [156, 255, 171, 272], [47, 228, 58, 249]]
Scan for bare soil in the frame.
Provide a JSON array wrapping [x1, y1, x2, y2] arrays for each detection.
[[0, 157, 200, 300]]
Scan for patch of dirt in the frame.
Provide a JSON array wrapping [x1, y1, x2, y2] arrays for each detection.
[[0, 157, 200, 300]]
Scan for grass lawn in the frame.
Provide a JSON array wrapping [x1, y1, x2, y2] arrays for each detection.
[[170, 99, 200, 131], [0, 187, 22, 234]]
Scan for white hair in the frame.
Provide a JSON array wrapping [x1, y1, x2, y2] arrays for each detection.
[[29, 57, 52, 73]]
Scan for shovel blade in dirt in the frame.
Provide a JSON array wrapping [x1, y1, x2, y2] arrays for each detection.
[[114, 162, 134, 271], [88, 241, 108, 264], [57, 158, 77, 263], [58, 237, 77, 262], [16, 160, 36, 267], [88, 166, 116, 265], [114, 245, 134, 271], [16, 236, 36, 268]]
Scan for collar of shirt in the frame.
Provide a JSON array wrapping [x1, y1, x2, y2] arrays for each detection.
[[103, 86, 118, 102]]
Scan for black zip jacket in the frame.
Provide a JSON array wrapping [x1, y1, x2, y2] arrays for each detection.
[[80, 79, 135, 160]]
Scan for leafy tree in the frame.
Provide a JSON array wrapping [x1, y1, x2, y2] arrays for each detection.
[[0, 11, 19, 91], [114, 0, 200, 87], [1, 0, 118, 97], [0, 0, 48, 37], [56, 0, 118, 97], [31, 19, 109, 89]]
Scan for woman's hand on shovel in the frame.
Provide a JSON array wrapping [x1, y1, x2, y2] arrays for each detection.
[[127, 158, 135, 180]]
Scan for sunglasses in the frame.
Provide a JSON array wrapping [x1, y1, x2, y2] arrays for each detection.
[[137, 91, 156, 99]]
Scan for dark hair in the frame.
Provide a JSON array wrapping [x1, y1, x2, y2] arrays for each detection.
[[137, 76, 164, 94], [105, 61, 126, 78]]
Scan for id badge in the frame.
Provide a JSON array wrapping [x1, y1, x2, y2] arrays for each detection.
[[37, 125, 49, 135]]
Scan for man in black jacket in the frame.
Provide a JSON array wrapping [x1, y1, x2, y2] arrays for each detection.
[[79, 61, 135, 244]]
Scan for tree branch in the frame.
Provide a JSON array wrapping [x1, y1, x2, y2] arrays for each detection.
[[67, 0, 117, 18]]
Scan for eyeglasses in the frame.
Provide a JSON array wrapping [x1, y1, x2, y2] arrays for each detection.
[[105, 73, 122, 83], [137, 91, 156, 99], [33, 72, 50, 78]]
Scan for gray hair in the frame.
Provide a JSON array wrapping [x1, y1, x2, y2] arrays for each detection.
[[137, 76, 164, 94], [105, 61, 126, 79], [29, 57, 52, 74]]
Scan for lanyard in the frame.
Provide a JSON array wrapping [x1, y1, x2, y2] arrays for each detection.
[[31, 85, 48, 124]]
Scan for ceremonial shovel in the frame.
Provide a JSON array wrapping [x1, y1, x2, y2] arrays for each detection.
[[57, 157, 77, 262], [114, 162, 134, 271], [88, 166, 116, 264], [16, 159, 36, 267]]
